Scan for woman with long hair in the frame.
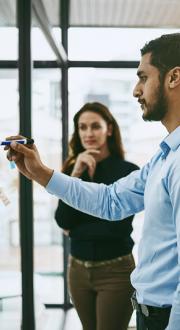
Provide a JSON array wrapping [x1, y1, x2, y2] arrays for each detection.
[[55, 102, 139, 330]]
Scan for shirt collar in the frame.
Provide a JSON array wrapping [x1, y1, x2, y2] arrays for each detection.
[[160, 125, 180, 159]]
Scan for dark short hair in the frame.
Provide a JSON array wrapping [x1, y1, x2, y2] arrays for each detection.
[[141, 33, 180, 77], [62, 102, 125, 173]]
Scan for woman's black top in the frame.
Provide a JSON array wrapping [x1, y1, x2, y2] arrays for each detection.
[[55, 155, 139, 261]]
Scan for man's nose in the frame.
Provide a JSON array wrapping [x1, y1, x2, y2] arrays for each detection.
[[133, 84, 142, 98]]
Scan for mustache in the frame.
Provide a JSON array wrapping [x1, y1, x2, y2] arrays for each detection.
[[138, 98, 145, 105]]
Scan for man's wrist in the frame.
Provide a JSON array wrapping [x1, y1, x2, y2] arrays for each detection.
[[35, 166, 54, 187]]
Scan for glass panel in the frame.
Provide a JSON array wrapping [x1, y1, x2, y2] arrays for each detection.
[[32, 27, 61, 60], [0, 27, 61, 61], [32, 68, 63, 304], [69, 68, 167, 263], [0, 70, 20, 300], [0, 28, 18, 60], [68, 27, 180, 61]]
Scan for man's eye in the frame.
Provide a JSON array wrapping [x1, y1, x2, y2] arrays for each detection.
[[140, 76, 147, 82]]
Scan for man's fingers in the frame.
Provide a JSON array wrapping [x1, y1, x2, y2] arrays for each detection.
[[10, 141, 35, 156], [6, 135, 24, 140], [7, 148, 21, 162], [7, 149, 14, 161]]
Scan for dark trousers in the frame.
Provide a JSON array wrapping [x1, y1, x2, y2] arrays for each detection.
[[68, 254, 135, 330], [136, 308, 171, 330]]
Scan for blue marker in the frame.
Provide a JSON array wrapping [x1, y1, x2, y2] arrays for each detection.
[[0, 138, 34, 146]]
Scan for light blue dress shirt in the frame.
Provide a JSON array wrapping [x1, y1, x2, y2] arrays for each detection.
[[46, 126, 180, 330]]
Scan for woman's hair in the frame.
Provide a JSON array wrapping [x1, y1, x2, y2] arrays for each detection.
[[62, 102, 125, 173]]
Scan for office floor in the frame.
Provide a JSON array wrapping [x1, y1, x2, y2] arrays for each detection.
[[0, 245, 139, 329], [0, 250, 137, 330], [0, 307, 136, 330], [0, 286, 136, 330]]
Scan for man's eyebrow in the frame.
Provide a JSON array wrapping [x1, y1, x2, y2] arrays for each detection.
[[137, 70, 145, 77]]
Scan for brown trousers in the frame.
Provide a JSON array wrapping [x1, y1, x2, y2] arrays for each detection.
[[68, 254, 135, 330]]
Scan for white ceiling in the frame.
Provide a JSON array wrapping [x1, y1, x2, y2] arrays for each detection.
[[0, 0, 180, 28], [70, 0, 180, 28]]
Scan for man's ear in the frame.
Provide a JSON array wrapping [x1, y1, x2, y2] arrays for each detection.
[[168, 67, 180, 88]]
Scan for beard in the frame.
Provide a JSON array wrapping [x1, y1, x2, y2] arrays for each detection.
[[142, 81, 168, 122]]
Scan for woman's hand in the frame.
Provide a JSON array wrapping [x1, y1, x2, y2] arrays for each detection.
[[71, 149, 100, 179], [63, 230, 70, 236], [5, 135, 53, 187]]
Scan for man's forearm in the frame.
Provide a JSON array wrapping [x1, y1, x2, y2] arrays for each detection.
[[45, 170, 144, 221]]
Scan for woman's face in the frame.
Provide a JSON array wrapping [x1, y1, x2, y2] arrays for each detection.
[[78, 111, 112, 151]]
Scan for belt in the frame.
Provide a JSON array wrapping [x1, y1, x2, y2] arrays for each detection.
[[70, 254, 131, 268], [131, 292, 171, 318]]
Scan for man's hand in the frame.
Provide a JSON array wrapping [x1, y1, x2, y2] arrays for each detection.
[[6, 135, 53, 187]]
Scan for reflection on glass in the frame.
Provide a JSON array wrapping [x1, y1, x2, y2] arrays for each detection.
[[32, 69, 63, 304]]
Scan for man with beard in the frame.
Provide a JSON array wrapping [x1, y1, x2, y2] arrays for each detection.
[[6, 33, 180, 330]]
